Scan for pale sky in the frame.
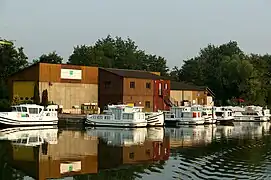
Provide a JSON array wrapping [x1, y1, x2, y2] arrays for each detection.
[[1, 0, 271, 69]]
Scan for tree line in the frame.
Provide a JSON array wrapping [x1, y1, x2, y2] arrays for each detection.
[[1, 35, 271, 110]]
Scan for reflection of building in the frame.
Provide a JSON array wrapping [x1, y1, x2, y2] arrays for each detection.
[[8, 130, 98, 180], [93, 127, 170, 169]]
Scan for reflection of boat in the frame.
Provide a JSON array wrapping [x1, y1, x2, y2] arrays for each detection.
[[0, 126, 58, 145], [215, 122, 271, 139], [86, 105, 147, 127], [86, 127, 148, 146], [167, 125, 216, 148], [0, 104, 58, 127], [146, 127, 164, 141]]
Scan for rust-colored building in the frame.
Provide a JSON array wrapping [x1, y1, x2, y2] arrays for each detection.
[[7, 63, 98, 111], [98, 68, 171, 112], [170, 81, 215, 106]]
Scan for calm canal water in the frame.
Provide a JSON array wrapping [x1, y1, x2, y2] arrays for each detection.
[[0, 122, 271, 180]]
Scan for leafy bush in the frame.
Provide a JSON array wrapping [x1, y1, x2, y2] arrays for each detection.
[[0, 99, 11, 112]]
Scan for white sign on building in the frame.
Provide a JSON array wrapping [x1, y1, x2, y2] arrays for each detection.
[[60, 69, 82, 80]]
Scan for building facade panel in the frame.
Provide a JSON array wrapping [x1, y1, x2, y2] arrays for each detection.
[[98, 69, 123, 110], [39, 63, 61, 82], [123, 95, 153, 112], [192, 90, 207, 105], [39, 63, 98, 84], [7, 63, 40, 100], [13, 81, 35, 102], [39, 82, 98, 110], [123, 78, 153, 96]]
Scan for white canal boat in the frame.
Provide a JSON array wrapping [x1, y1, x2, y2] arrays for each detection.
[[215, 107, 234, 124], [145, 110, 165, 127], [85, 104, 147, 127], [164, 105, 205, 126], [0, 104, 59, 127], [228, 106, 270, 122], [202, 106, 217, 124]]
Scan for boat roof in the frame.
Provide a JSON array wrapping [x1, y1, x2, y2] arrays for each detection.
[[12, 104, 44, 108], [108, 104, 144, 109]]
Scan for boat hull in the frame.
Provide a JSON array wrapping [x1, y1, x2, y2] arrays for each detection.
[[0, 116, 58, 128], [145, 112, 165, 127], [165, 118, 205, 126], [234, 116, 269, 122], [85, 118, 147, 128], [203, 116, 217, 124]]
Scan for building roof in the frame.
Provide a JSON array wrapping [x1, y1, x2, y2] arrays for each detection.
[[170, 81, 215, 97], [171, 81, 205, 91], [101, 68, 169, 80]]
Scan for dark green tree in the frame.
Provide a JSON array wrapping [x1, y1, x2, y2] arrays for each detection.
[[0, 40, 28, 110], [33, 51, 63, 64], [41, 89, 49, 106], [33, 83, 40, 104], [173, 41, 265, 105], [68, 35, 169, 75]]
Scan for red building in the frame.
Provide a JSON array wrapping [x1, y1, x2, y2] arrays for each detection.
[[153, 79, 171, 112]]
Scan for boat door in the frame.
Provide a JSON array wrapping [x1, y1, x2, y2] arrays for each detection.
[[113, 108, 122, 120]]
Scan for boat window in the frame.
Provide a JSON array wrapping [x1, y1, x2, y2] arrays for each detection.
[[21, 138, 27, 144], [104, 116, 111, 120], [29, 136, 39, 143], [123, 113, 133, 119], [11, 107, 16, 112], [97, 116, 103, 119], [22, 107, 27, 112], [39, 108, 42, 113], [216, 112, 223, 116], [29, 108, 39, 114], [16, 139, 22, 143], [16, 107, 22, 112]]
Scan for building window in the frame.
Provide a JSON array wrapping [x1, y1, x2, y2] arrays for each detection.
[[145, 101, 151, 108], [130, 81, 135, 88], [146, 82, 151, 89], [104, 81, 111, 89], [129, 152, 135, 159], [164, 83, 168, 89]]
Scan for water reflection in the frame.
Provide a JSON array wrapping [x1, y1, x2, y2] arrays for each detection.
[[1, 122, 271, 179], [167, 122, 271, 180], [0, 126, 169, 180]]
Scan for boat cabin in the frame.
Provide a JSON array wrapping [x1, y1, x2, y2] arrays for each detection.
[[10, 104, 58, 117]]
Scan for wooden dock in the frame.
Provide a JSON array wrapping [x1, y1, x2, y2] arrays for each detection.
[[58, 114, 86, 127]]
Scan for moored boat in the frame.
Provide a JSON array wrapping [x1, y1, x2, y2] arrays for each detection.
[[229, 106, 270, 122], [0, 104, 59, 127], [202, 106, 217, 124], [215, 107, 234, 125], [85, 104, 147, 128], [145, 110, 165, 127], [164, 105, 205, 126]]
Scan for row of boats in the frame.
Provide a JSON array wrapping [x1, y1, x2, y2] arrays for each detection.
[[0, 103, 270, 128]]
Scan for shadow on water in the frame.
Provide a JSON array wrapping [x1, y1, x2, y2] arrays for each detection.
[[0, 126, 169, 180]]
